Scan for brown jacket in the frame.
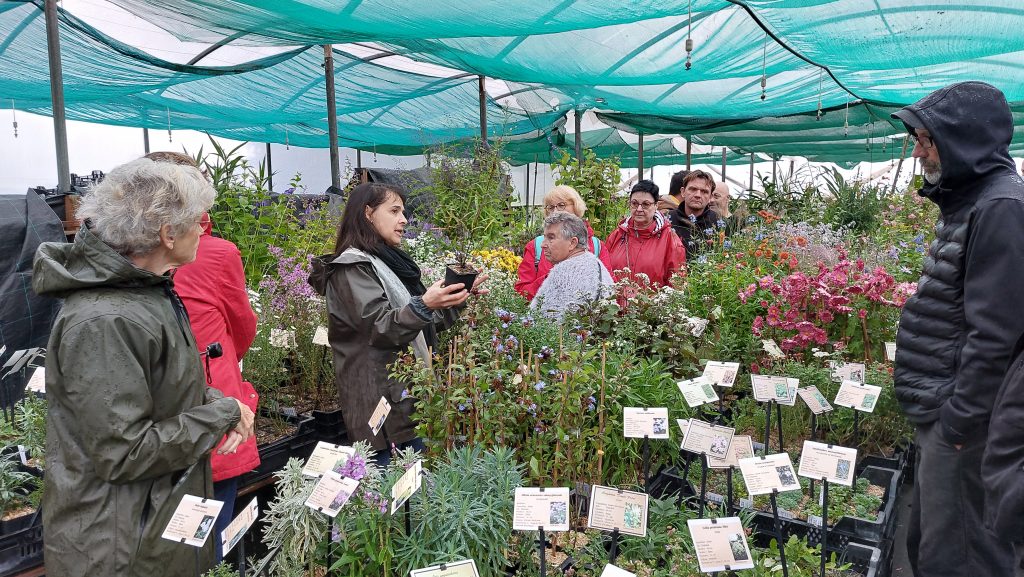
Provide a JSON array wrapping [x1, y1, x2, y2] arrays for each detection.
[[310, 249, 461, 450]]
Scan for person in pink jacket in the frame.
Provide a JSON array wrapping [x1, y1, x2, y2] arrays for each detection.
[[515, 185, 614, 300]]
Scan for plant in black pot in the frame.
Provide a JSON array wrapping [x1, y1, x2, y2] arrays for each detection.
[[444, 248, 479, 291]]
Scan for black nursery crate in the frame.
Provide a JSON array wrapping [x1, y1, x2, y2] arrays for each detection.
[[0, 508, 43, 577], [646, 464, 697, 503], [310, 407, 348, 444], [835, 541, 887, 577], [741, 466, 901, 551], [238, 412, 318, 488]]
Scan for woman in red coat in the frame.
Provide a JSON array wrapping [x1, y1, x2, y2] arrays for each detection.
[[515, 185, 614, 299], [604, 180, 686, 288]]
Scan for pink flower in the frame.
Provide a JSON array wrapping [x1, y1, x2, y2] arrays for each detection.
[[858, 309, 867, 319]]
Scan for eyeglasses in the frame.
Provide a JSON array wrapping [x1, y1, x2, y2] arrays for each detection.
[[544, 201, 570, 212], [629, 200, 655, 210], [196, 216, 211, 227], [911, 133, 935, 150]]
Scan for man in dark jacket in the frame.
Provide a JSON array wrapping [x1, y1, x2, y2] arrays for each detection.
[[669, 169, 721, 262], [893, 81, 1024, 577]]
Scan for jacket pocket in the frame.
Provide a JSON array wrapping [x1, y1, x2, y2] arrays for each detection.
[[240, 380, 259, 412]]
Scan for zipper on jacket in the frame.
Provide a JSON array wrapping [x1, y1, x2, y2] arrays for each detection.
[[163, 283, 193, 347]]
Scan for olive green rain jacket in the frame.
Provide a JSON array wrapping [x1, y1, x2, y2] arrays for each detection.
[[32, 226, 240, 577]]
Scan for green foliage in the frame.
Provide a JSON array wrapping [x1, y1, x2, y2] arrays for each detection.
[[820, 167, 885, 234], [427, 141, 518, 247], [15, 395, 46, 466], [552, 149, 624, 238], [201, 562, 240, 577], [754, 535, 850, 577], [0, 453, 32, 517], [393, 446, 524, 577]]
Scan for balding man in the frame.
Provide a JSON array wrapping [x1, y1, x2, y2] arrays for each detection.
[[711, 181, 731, 218]]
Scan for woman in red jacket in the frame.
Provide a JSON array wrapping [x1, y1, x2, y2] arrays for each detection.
[[515, 185, 614, 299], [605, 180, 686, 288]]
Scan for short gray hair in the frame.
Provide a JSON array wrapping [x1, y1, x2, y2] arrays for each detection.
[[543, 212, 588, 247], [77, 158, 215, 257]]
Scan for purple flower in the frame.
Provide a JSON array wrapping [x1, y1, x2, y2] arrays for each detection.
[[334, 454, 367, 480], [534, 381, 546, 391]]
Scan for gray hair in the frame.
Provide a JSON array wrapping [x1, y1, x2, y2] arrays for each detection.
[[543, 212, 588, 247], [77, 158, 216, 257]]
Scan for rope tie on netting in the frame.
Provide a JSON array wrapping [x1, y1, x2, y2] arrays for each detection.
[[10, 99, 17, 138], [815, 69, 824, 120], [685, 0, 694, 70], [760, 33, 769, 101], [166, 107, 172, 142], [285, 127, 290, 150], [866, 121, 873, 152]]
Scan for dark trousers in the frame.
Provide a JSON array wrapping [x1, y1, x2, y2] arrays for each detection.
[[372, 437, 425, 469], [908, 421, 1015, 577], [212, 477, 239, 564]]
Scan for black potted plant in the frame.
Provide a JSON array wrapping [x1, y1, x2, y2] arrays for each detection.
[[444, 249, 479, 291]]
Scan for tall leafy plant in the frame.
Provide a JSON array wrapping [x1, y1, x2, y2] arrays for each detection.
[[552, 150, 623, 238], [427, 141, 516, 246]]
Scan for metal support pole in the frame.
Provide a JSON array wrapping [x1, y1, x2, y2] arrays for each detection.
[[574, 111, 582, 165], [323, 45, 341, 190], [772, 158, 778, 187], [143, 128, 150, 154], [721, 148, 727, 180], [357, 149, 362, 169], [265, 143, 273, 192], [478, 75, 488, 147], [749, 153, 755, 191], [45, 0, 70, 193], [637, 132, 645, 177], [890, 135, 910, 194], [686, 137, 692, 170]]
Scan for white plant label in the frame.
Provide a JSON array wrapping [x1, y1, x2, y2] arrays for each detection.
[[797, 440, 858, 487], [305, 471, 359, 518], [368, 396, 392, 436], [25, 367, 45, 393], [737, 453, 801, 495], [797, 386, 834, 415], [885, 342, 897, 362], [833, 380, 882, 413], [762, 339, 784, 359], [622, 407, 670, 439], [513, 487, 571, 532], [751, 375, 798, 405], [390, 459, 423, 514], [269, 328, 296, 349], [687, 517, 755, 572], [599, 564, 637, 577], [313, 325, 330, 346], [161, 494, 224, 548], [221, 498, 259, 557], [410, 559, 480, 577], [677, 377, 718, 408], [681, 420, 735, 460], [587, 485, 649, 537], [302, 442, 356, 478], [708, 435, 755, 469], [831, 362, 866, 383], [702, 361, 740, 387]]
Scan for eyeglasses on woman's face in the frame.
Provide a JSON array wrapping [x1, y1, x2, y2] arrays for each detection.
[[545, 201, 570, 213], [629, 200, 655, 210]]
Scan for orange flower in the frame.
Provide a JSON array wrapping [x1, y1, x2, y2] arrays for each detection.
[[779, 251, 790, 260], [755, 250, 764, 257], [795, 236, 808, 247]]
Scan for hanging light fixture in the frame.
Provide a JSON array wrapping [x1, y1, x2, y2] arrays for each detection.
[[815, 69, 824, 120], [10, 100, 17, 138], [166, 107, 173, 142], [843, 100, 850, 137], [760, 33, 769, 100], [685, 0, 694, 70]]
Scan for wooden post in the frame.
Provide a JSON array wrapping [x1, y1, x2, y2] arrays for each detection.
[[323, 45, 341, 189]]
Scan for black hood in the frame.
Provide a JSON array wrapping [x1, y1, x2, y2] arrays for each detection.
[[893, 81, 1016, 200]]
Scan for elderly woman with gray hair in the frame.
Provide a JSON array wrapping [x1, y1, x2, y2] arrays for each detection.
[[32, 158, 255, 577], [531, 212, 614, 320]]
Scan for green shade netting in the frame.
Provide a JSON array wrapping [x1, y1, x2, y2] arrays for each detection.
[[0, 2, 562, 148], [99, 0, 701, 44]]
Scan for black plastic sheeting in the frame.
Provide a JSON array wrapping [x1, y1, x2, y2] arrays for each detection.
[[0, 191, 65, 405]]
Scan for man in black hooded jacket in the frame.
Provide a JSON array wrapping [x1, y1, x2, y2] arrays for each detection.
[[893, 81, 1024, 577]]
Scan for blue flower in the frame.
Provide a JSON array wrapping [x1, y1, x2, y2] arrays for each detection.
[[723, 240, 733, 249], [688, 214, 698, 223], [747, 215, 757, 223], [703, 228, 714, 235], [754, 233, 765, 241], [534, 381, 546, 391], [716, 219, 726, 228], [458, 403, 467, 412], [697, 254, 708, 264], [913, 233, 925, 244]]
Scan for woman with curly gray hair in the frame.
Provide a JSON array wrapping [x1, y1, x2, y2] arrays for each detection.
[[32, 157, 255, 577]]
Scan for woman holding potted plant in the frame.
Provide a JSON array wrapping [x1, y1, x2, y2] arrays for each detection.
[[308, 183, 485, 466]]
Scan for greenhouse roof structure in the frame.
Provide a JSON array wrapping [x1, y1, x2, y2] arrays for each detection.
[[2, 0, 1023, 167]]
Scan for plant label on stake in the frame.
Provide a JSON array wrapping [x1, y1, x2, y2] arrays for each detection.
[[737, 453, 801, 495], [622, 407, 670, 439], [513, 487, 570, 532], [831, 362, 866, 383], [305, 471, 359, 517], [708, 435, 754, 469], [687, 517, 754, 572], [750, 375, 798, 405], [312, 326, 330, 346], [833, 380, 882, 413], [161, 494, 224, 548], [797, 440, 857, 486], [221, 497, 259, 557], [761, 339, 784, 359], [682, 420, 735, 461], [390, 459, 423, 514], [599, 564, 636, 577], [369, 396, 392, 436], [797, 386, 834, 415], [269, 328, 296, 349], [677, 377, 718, 408], [410, 559, 480, 577], [702, 361, 740, 387], [587, 485, 649, 537], [302, 442, 356, 478], [25, 367, 45, 394], [885, 342, 897, 362]]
